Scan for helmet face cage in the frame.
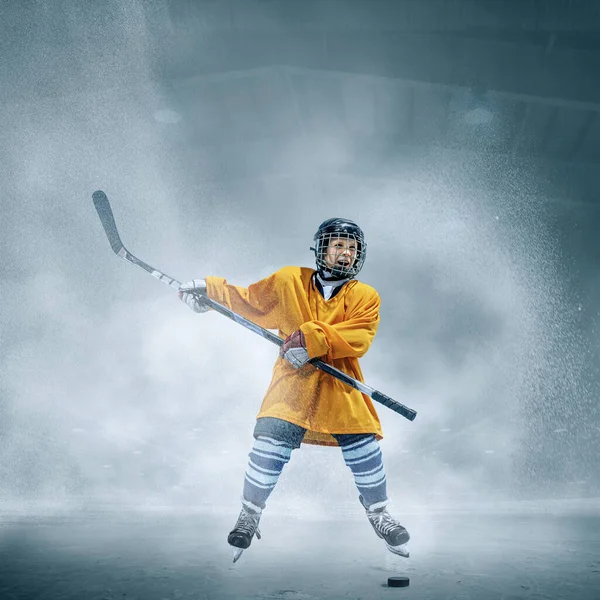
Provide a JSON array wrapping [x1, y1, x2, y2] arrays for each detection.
[[313, 223, 367, 279]]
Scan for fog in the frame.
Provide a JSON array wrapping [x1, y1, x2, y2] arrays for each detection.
[[0, 1, 596, 525]]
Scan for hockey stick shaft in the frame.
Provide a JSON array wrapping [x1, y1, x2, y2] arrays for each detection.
[[92, 190, 417, 422]]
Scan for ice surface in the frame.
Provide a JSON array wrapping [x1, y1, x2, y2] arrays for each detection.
[[1, 503, 599, 600]]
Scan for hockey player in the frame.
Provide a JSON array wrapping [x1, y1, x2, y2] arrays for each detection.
[[179, 218, 410, 562]]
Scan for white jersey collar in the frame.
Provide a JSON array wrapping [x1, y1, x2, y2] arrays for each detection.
[[315, 271, 350, 300]]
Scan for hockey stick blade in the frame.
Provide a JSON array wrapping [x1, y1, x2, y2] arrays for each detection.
[[92, 190, 180, 290], [91, 191, 417, 421], [92, 191, 125, 255]]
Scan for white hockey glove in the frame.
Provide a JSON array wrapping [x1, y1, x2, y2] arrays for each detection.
[[179, 279, 210, 313], [280, 330, 310, 369]]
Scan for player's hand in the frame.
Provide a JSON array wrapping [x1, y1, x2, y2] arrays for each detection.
[[179, 279, 210, 313], [280, 330, 310, 368]]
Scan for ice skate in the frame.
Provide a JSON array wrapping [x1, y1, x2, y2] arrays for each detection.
[[227, 500, 262, 563], [360, 496, 410, 558]]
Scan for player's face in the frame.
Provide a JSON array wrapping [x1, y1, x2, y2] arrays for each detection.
[[324, 236, 357, 271]]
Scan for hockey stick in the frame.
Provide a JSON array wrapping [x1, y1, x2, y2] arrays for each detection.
[[92, 190, 417, 422]]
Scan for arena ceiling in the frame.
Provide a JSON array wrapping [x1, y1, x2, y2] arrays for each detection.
[[3, 1, 600, 186]]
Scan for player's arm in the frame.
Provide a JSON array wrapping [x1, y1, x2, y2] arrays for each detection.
[[300, 289, 380, 361], [180, 271, 281, 330], [280, 287, 380, 368]]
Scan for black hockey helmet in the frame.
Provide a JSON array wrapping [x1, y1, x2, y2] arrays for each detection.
[[310, 217, 367, 279]]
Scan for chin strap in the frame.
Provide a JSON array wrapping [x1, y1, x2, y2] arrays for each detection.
[[318, 268, 351, 282]]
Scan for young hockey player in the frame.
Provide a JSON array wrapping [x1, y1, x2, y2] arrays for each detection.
[[179, 218, 410, 562]]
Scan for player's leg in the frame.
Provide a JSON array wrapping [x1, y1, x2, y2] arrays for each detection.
[[334, 433, 410, 557], [228, 418, 306, 560]]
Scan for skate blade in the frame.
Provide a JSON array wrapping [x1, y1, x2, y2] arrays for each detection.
[[232, 547, 244, 563], [387, 543, 410, 558]]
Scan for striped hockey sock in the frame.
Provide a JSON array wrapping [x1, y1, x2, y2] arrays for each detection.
[[340, 435, 388, 507], [242, 435, 294, 509]]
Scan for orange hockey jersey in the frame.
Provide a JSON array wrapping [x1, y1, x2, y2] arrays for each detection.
[[205, 266, 383, 446]]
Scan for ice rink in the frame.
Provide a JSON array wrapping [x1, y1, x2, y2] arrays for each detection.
[[1, 502, 599, 600]]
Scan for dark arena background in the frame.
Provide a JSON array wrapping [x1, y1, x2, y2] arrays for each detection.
[[1, 1, 600, 599]]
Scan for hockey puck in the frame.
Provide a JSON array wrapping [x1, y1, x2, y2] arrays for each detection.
[[388, 576, 410, 588]]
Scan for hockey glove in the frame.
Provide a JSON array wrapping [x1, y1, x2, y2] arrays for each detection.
[[280, 330, 310, 369], [179, 279, 210, 313]]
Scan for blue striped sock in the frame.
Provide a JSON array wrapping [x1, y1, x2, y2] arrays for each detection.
[[340, 435, 388, 507], [242, 435, 294, 509]]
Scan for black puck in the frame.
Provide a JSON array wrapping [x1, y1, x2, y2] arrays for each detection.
[[388, 576, 410, 588]]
